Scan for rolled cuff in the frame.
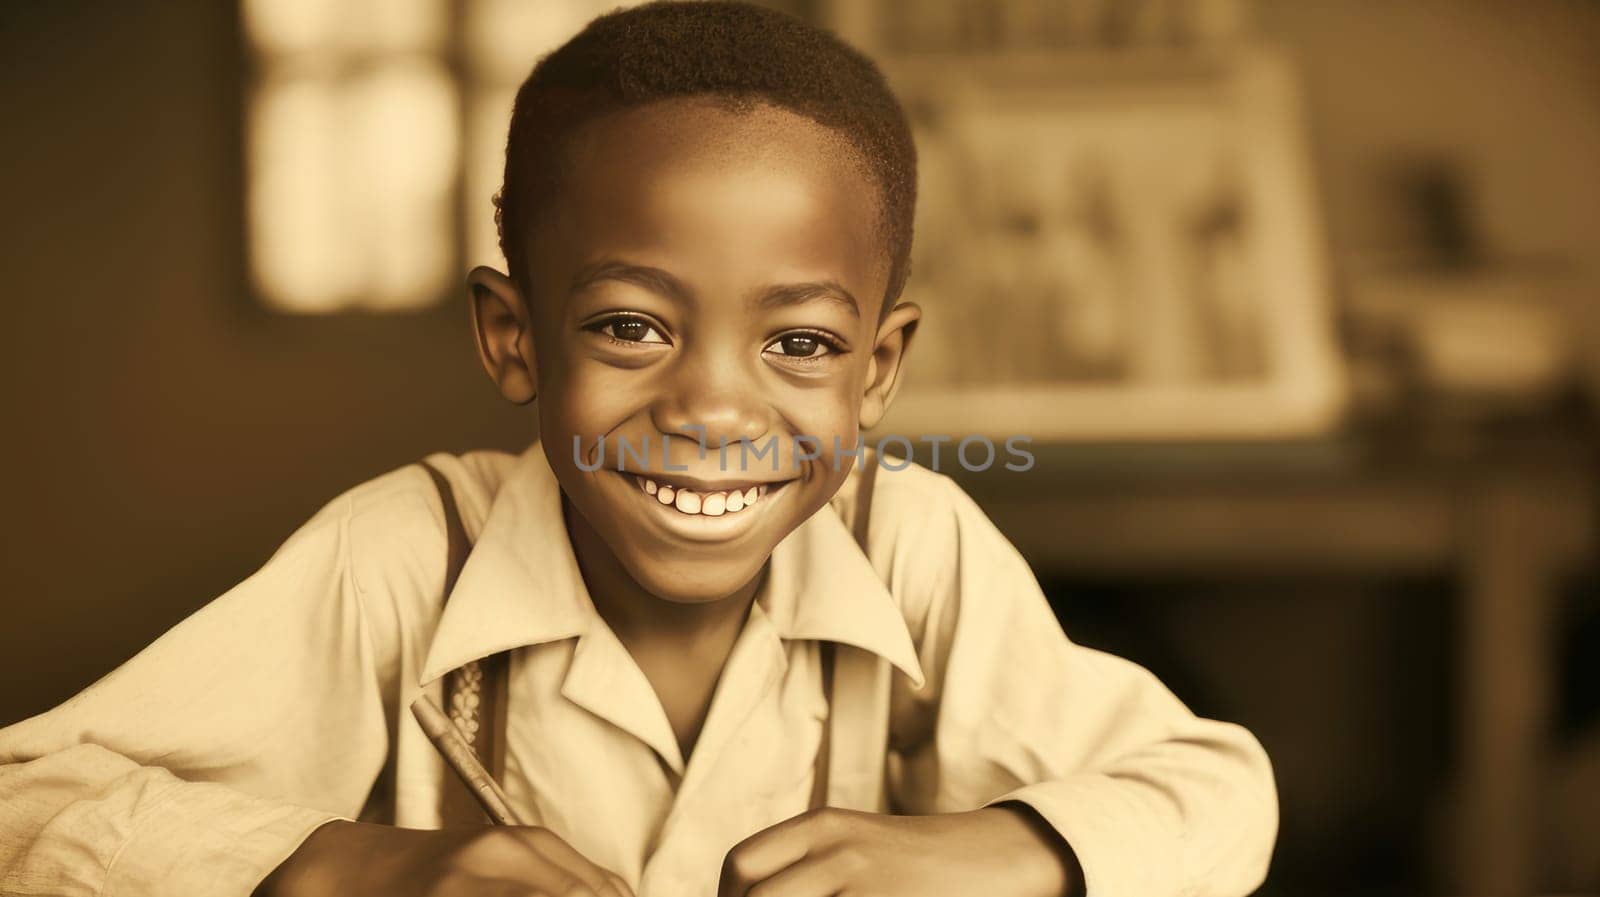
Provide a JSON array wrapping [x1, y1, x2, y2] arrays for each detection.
[[103, 782, 341, 897], [985, 777, 1184, 897]]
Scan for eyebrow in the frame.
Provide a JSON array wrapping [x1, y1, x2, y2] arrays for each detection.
[[568, 259, 859, 319], [568, 260, 692, 304], [754, 280, 860, 319]]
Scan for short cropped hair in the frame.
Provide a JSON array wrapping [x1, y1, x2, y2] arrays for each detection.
[[495, 1, 917, 309]]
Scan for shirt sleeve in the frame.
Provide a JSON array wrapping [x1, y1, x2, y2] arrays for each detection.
[[884, 474, 1278, 897], [0, 494, 391, 897]]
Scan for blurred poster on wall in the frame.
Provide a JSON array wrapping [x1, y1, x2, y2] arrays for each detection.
[[830, 0, 1345, 441]]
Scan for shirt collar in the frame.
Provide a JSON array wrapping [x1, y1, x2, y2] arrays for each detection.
[[756, 497, 925, 688], [420, 442, 926, 689]]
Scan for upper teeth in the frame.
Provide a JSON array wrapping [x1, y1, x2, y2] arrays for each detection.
[[636, 477, 766, 516]]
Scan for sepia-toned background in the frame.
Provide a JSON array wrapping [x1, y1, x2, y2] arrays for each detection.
[[2, 2, 1597, 895]]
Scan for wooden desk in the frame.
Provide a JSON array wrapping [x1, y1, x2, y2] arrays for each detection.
[[944, 436, 1596, 896]]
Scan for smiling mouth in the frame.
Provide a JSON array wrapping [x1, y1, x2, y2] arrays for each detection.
[[621, 472, 791, 518]]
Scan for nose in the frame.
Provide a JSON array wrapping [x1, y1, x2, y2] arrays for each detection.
[[651, 352, 769, 450]]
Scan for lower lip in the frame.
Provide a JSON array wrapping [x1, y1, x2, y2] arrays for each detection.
[[615, 472, 793, 543]]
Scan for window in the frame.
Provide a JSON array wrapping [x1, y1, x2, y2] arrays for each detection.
[[243, 0, 635, 313]]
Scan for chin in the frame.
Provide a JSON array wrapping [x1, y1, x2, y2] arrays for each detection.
[[622, 554, 767, 605]]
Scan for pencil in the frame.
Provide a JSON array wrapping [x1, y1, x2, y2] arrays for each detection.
[[410, 694, 525, 826]]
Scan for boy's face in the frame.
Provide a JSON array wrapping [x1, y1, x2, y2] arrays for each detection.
[[471, 98, 918, 604]]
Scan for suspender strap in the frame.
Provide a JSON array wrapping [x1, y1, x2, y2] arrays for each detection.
[[806, 448, 880, 810], [807, 641, 837, 809], [421, 462, 469, 593], [421, 461, 513, 822]]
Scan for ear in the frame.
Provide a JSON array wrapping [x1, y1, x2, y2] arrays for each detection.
[[467, 266, 538, 405], [858, 300, 921, 430]]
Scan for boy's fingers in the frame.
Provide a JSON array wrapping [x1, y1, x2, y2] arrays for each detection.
[[461, 829, 585, 894], [727, 846, 862, 897], [584, 872, 631, 897], [489, 844, 590, 897], [718, 809, 839, 897], [449, 874, 550, 897], [513, 827, 624, 896]]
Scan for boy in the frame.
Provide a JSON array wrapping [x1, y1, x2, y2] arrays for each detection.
[[0, 3, 1276, 896]]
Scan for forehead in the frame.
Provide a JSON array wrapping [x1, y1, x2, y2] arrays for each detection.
[[529, 98, 889, 317]]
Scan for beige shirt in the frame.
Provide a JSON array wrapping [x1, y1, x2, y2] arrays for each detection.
[[0, 444, 1276, 897]]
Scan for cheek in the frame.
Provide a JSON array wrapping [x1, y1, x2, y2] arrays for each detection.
[[778, 376, 865, 457], [537, 345, 648, 442]]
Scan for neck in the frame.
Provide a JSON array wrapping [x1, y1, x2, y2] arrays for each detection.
[[562, 495, 762, 649]]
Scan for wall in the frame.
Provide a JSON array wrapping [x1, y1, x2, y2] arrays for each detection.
[[0, 2, 528, 725], [1258, 0, 1600, 389]]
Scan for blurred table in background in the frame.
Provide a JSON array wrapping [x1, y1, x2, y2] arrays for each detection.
[[937, 429, 1596, 896]]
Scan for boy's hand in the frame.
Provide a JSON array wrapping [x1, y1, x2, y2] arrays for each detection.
[[255, 820, 634, 897], [717, 805, 1083, 897]]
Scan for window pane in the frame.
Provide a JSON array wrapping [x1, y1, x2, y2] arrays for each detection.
[[249, 75, 358, 312], [249, 60, 459, 313], [349, 61, 459, 310], [243, 0, 446, 54], [245, 0, 455, 313], [241, 0, 336, 55]]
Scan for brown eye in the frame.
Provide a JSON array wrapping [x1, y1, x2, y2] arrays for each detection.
[[777, 335, 820, 356], [612, 320, 649, 341], [590, 315, 667, 345], [763, 331, 839, 361]]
